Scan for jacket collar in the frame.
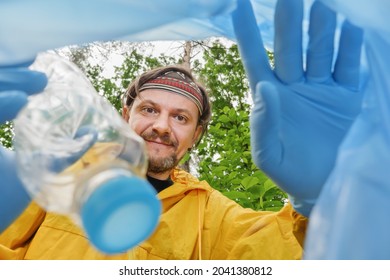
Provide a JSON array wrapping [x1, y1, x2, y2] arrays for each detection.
[[157, 168, 211, 200]]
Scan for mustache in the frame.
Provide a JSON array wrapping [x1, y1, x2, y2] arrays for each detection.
[[141, 131, 178, 147]]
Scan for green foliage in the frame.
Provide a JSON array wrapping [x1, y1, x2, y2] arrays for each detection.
[[85, 50, 178, 114], [193, 41, 286, 211], [0, 41, 287, 212], [0, 122, 13, 149], [85, 41, 287, 211]]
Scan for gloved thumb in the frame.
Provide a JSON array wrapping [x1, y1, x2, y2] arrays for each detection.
[[0, 91, 28, 123], [250, 81, 282, 171]]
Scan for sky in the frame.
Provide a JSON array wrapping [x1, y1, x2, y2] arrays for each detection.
[[100, 40, 186, 78]]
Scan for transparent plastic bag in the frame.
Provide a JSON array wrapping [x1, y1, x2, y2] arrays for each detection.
[[305, 0, 390, 259]]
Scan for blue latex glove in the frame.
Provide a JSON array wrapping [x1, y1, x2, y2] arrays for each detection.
[[0, 60, 47, 232], [232, 0, 364, 216], [0, 60, 47, 123]]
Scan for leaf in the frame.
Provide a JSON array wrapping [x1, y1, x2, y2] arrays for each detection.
[[241, 176, 260, 190], [264, 179, 277, 192], [218, 115, 230, 123], [253, 171, 269, 183], [247, 184, 261, 195], [228, 109, 237, 122], [214, 166, 228, 173], [179, 153, 191, 165], [222, 191, 248, 200]]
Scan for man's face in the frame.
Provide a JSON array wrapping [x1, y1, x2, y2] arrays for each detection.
[[123, 89, 202, 179]]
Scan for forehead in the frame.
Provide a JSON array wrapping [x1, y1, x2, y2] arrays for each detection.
[[135, 89, 200, 117]]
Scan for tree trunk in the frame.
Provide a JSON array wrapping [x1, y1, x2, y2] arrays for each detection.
[[182, 41, 192, 71], [179, 41, 192, 173]]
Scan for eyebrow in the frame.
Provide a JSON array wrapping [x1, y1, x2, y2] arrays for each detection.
[[136, 98, 197, 119], [135, 98, 157, 108]]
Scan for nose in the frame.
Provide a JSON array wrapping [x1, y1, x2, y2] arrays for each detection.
[[152, 113, 171, 135]]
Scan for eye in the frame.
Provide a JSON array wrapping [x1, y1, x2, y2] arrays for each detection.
[[141, 106, 157, 114], [174, 114, 188, 123]]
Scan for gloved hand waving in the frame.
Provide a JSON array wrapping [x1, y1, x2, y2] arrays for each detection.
[[233, 0, 364, 216]]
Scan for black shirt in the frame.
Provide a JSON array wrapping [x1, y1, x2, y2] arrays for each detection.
[[147, 175, 173, 193]]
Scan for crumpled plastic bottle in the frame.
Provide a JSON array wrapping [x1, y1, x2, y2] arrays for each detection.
[[13, 52, 161, 254]]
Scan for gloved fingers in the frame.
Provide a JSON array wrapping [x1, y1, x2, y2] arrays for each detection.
[[250, 81, 282, 171], [0, 69, 47, 95], [0, 91, 28, 123], [0, 59, 35, 69], [306, 1, 337, 83], [232, 0, 274, 95], [0, 146, 31, 233], [333, 20, 364, 90], [274, 0, 304, 84]]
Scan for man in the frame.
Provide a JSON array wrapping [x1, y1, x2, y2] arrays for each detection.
[[0, 64, 307, 260]]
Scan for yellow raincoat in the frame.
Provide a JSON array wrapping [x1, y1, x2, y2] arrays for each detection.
[[0, 168, 307, 260]]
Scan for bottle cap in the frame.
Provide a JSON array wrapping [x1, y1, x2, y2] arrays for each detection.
[[81, 175, 161, 254]]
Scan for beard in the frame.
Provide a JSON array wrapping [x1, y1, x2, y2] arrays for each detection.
[[141, 130, 179, 174], [148, 153, 178, 173]]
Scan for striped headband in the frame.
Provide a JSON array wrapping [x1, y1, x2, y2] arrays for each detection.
[[139, 71, 204, 115]]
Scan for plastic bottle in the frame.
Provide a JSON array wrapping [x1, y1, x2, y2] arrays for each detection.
[[13, 52, 161, 254]]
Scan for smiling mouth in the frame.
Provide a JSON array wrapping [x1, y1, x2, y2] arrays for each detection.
[[141, 131, 178, 148], [146, 140, 173, 147]]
